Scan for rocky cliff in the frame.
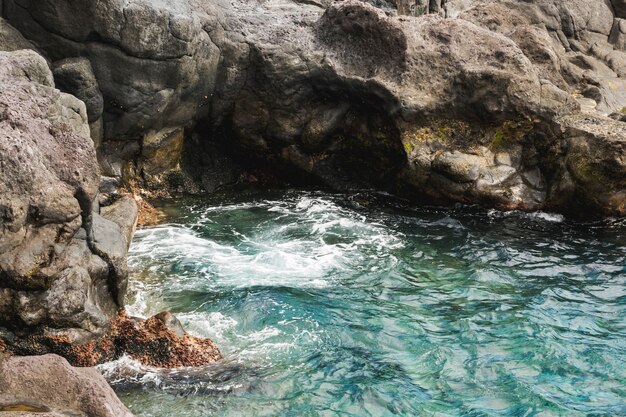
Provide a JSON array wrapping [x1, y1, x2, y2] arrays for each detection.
[[2, 0, 624, 217], [0, 43, 129, 350], [0, 17, 220, 367]]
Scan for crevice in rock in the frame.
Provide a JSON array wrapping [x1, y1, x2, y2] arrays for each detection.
[[74, 188, 124, 309]]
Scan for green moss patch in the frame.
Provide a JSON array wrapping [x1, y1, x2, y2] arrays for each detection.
[[490, 119, 535, 150]]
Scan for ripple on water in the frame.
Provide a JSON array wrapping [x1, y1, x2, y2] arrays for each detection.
[[113, 190, 626, 417]]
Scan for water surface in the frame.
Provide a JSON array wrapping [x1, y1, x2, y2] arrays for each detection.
[[103, 190, 626, 417]]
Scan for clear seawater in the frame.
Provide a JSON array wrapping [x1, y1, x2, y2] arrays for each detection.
[[101, 189, 626, 417]]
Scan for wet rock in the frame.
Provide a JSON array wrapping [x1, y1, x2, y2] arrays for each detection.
[[38, 312, 222, 368], [114, 312, 222, 368], [152, 311, 187, 338], [132, 195, 168, 228], [0, 354, 134, 417]]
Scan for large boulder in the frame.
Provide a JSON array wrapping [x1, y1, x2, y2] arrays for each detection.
[[0, 354, 134, 417], [0, 48, 135, 355]]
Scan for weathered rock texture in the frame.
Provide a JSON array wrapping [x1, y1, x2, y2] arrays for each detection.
[[0, 354, 134, 417], [4, 0, 623, 216], [36, 311, 222, 368], [0, 43, 221, 368], [0, 48, 128, 348]]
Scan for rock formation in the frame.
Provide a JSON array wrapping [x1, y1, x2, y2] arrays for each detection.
[[0, 46, 125, 350], [0, 0, 623, 409], [0, 18, 221, 367], [48, 311, 222, 368], [0, 354, 134, 417], [3, 0, 622, 217]]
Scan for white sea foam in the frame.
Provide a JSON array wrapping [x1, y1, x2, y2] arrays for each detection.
[[526, 211, 565, 222], [175, 311, 238, 341], [97, 355, 161, 386], [124, 194, 400, 367], [127, 195, 404, 294], [487, 209, 565, 223]]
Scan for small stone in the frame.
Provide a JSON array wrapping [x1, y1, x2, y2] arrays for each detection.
[[495, 152, 512, 166]]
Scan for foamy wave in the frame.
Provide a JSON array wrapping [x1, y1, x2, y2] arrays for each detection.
[[488, 209, 565, 223], [98, 354, 248, 395], [127, 195, 404, 294], [97, 355, 161, 386], [175, 312, 238, 341]]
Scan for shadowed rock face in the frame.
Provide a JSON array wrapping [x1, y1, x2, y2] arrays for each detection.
[[4, 0, 623, 217]]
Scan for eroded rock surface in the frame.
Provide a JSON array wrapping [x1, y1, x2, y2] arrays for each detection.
[[4, 0, 623, 216], [0, 44, 220, 368], [44, 311, 222, 368], [0, 354, 134, 417], [0, 49, 120, 346]]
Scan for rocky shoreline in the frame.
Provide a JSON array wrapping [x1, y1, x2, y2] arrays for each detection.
[[0, 0, 625, 415]]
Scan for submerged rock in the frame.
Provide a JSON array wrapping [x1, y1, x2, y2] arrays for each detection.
[[0, 354, 134, 417]]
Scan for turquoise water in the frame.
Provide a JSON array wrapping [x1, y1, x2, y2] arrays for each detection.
[[103, 190, 626, 417]]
